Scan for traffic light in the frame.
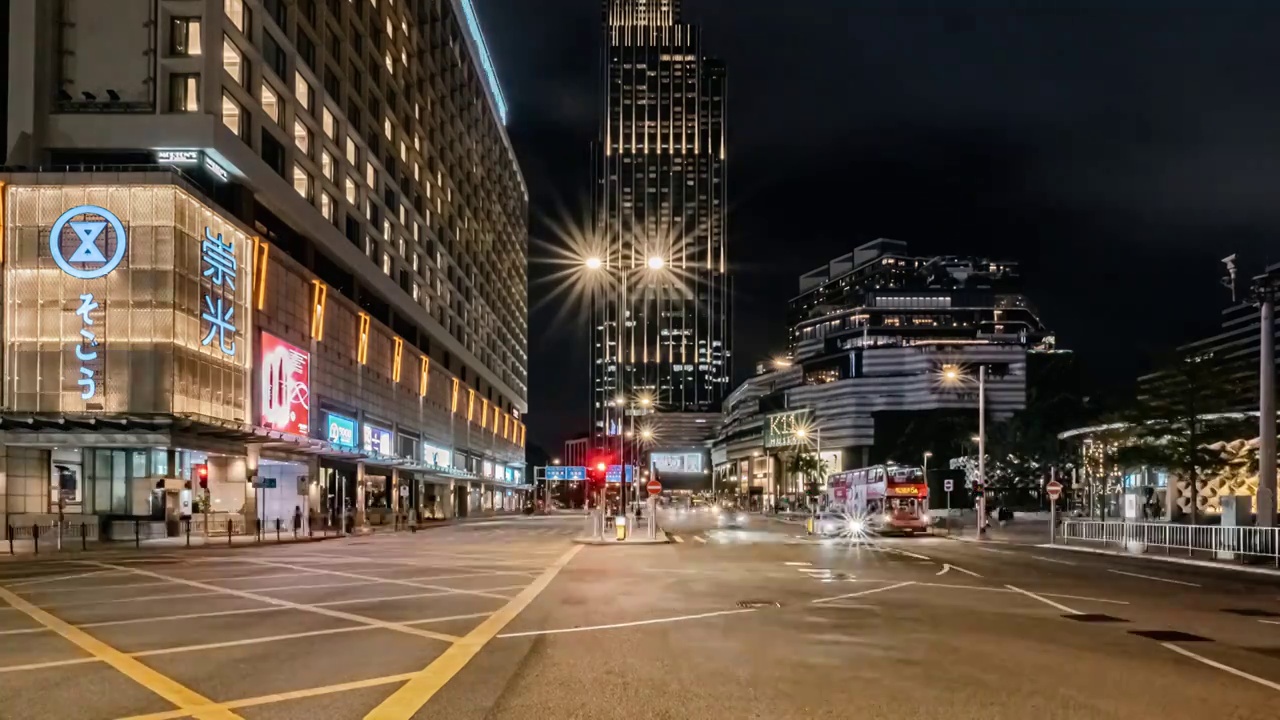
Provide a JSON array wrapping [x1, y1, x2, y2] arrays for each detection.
[[194, 463, 209, 490], [586, 452, 612, 487]]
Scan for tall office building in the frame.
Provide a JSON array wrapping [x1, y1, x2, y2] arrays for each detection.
[[591, 0, 731, 450], [0, 0, 531, 527]]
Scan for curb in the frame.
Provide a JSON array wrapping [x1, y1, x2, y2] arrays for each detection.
[[1039, 543, 1280, 577]]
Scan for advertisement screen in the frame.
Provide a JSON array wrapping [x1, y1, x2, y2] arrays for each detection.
[[326, 413, 357, 448], [651, 452, 704, 474], [363, 424, 394, 456], [259, 332, 310, 436], [423, 442, 452, 469]]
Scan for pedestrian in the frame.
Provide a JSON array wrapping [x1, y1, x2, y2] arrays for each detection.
[[292, 505, 302, 533]]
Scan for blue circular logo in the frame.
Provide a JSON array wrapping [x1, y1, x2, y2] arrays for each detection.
[[49, 204, 128, 280]]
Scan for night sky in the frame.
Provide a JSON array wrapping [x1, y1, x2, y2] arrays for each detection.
[[478, 0, 1280, 454]]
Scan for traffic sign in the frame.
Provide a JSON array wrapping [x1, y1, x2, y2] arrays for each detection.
[[1045, 479, 1063, 501], [253, 478, 277, 490], [943, 478, 954, 493], [646, 479, 662, 496]]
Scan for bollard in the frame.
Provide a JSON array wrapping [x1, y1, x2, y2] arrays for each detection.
[[185, 518, 191, 547], [32, 524, 40, 555], [275, 518, 281, 542], [135, 519, 141, 548], [228, 518, 233, 546], [7, 525, 13, 555], [81, 523, 88, 551]]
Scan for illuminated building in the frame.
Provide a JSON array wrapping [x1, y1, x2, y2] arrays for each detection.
[[0, 0, 529, 528], [591, 0, 731, 458]]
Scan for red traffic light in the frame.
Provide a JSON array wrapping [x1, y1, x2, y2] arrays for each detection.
[[586, 451, 613, 487], [595, 462, 606, 472], [194, 463, 209, 489]]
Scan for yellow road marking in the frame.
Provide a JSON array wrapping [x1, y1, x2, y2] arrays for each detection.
[[363, 544, 581, 719], [0, 584, 244, 720], [86, 562, 460, 644], [118, 672, 421, 720]]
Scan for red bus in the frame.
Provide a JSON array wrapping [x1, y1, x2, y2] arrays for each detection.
[[828, 464, 930, 535]]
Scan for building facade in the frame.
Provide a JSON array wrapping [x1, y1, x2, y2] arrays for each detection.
[[0, 0, 530, 532], [712, 239, 1060, 509], [591, 0, 731, 456]]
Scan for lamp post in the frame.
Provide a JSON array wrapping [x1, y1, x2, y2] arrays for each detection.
[[941, 364, 987, 536], [1252, 272, 1279, 528], [795, 426, 821, 515]]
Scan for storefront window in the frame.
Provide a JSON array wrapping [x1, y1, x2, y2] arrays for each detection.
[[111, 450, 128, 514], [152, 449, 170, 477]]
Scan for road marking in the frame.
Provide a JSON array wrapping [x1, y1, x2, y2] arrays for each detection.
[[911, 583, 1128, 605], [977, 546, 1013, 554], [812, 581, 914, 604], [0, 583, 243, 719], [1108, 569, 1200, 587], [784, 561, 811, 566], [1005, 584, 1080, 615], [1162, 642, 1280, 692], [1261, 620, 1280, 626], [246, 560, 518, 600], [86, 562, 460, 644], [118, 673, 421, 720], [497, 608, 755, 638], [936, 563, 983, 578], [672, 535, 684, 543], [693, 535, 708, 543], [1030, 555, 1076, 565], [362, 544, 582, 720], [890, 549, 931, 560], [1, 569, 119, 589]]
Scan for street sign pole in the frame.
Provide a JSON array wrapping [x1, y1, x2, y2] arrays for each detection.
[[1045, 479, 1063, 544], [942, 478, 954, 535]]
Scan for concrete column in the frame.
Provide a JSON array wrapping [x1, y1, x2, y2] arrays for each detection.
[[390, 468, 401, 514], [242, 446, 260, 527], [1260, 298, 1277, 527], [0, 438, 9, 526], [355, 461, 367, 527]]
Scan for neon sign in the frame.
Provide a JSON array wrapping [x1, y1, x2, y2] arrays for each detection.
[[200, 227, 238, 356], [326, 413, 357, 448], [74, 294, 101, 399], [49, 205, 127, 280]]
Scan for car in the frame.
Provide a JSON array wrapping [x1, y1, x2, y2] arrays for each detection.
[[813, 512, 859, 537], [717, 509, 749, 528]]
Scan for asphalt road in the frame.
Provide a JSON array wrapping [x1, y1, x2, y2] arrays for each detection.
[[3, 511, 1280, 719]]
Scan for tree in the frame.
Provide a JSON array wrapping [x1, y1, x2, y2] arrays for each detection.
[[787, 451, 829, 500], [1115, 350, 1253, 524]]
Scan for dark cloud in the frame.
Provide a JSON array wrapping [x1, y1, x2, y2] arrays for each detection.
[[476, 0, 1280, 450]]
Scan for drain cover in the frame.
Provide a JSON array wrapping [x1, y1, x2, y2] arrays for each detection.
[[1065, 613, 1128, 623], [1222, 608, 1280, 618], [1129, 630, 1211, 642], [737, 600, 781, 609]]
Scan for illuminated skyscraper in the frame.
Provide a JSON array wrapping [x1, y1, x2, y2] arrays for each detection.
[[592, 0, 730, 447]]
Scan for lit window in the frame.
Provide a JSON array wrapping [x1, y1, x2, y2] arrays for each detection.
[[321, 150, 334, 181], [295, 73, 312, 112], [261, 83, 280, 124], [385, 52, 394, 74], [293, 164, 312, 200], [412, 253, 419, 272], [322, 107, 336, 139], [413, 222, 421, 241], [345, 176, 357, 204], [384, 220, 393, 241], [412, 283, 420, 301], [346, 136, 357, 165], [414, 133, 421, 151], [396, 235, 404, 256], [384, 116, 393, 140], [386, 18, 393, 37], [168, 74, 199, 112], [225, 0, 246, 32], [221, 92, 244, 137], [382, 252, 392, 276], [223, 37, 244, 85], [365, 162, 375, 188], [171, 18, 202, 56], [399, 140, 407, 162], [415, 102, 421, 120], [294, 119, 311, 154], [321, 192, 334, 221], [413, 162, 420, 181]]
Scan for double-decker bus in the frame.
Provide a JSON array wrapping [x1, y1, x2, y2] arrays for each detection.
[[827, 464, 930, 535]]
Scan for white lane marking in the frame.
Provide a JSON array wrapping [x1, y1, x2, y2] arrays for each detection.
[[0, 657, 98, 674], [1107, 569, 1200, 587], [936, 563, 983, 578], [812, 581, 914, 604], [245, 559, 519, 600], [2, 569, 119, 590], [784, 561, 811, 566], [1162, 643, 1280, 692], [890, 549, 931, 561], [496, 608, 755, 638], [906, 583, 1129, 605], [672, 535, 684, 543], [977, 546, 1013, 554], [1039, 592, 1129, 606], [693, 536, 708, 544], [1261, 620, 1280, 625], [1005, 584, 1081, 615], [11, 572, 315, 596], [1030, 555, 1076, 566]]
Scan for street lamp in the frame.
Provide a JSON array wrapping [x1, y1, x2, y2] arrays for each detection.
[[584, 256, 603, 270], [940, 363, 987, 536], [647, 256, 665, 271], [794, 426, 822, 515]]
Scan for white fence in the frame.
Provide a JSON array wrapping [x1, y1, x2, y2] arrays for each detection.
[[1059, 520, 1280, 567]]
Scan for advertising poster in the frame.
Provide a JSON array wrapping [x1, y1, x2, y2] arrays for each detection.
[[260, 332, 310, 436]]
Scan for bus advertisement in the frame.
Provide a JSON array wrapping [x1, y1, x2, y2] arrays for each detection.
[[828, 464, 931, 535]]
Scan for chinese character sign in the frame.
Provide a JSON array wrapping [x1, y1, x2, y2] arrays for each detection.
[[200, 227, 239, 357], [260, 332, 311, 436]]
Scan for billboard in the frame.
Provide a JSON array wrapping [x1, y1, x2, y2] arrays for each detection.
[[422, 442, 452, 469], [762, 409, 812, 448], [325, 412, 357, 448], [650, 452, 704, 474], [363, 424, 394, 456], [259, 333, 310, 436], [3, 185, 251, 420]]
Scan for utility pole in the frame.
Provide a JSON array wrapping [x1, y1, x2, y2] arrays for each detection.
[[1253, 272, 1279, 527]]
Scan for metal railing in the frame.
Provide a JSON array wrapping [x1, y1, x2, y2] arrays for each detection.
[[1059, 520, 1280, 567]]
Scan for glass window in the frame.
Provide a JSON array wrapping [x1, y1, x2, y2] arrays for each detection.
[[322, 106, 336, 139], [171, 17, 202, 56], [346, 136, 357, 164], [168, 74, 199, 112], [399, 140, 407, 162], [222, 92, 244, 137], [382, 252, 392, 276], [225, 0, 247, 32], [294, 118, 311, 154], [295, 73, 312, 112], [384, 116, 393, 140], [294, 164, 312, 200], [321, 191, 334, 221], [151, 450, 169, 478], [365, 161, 375, 187], [261, 83, 280, 124], [345, 176, 357, 204], [321, 149, 334, 181], [223, 37, 244, 85]]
